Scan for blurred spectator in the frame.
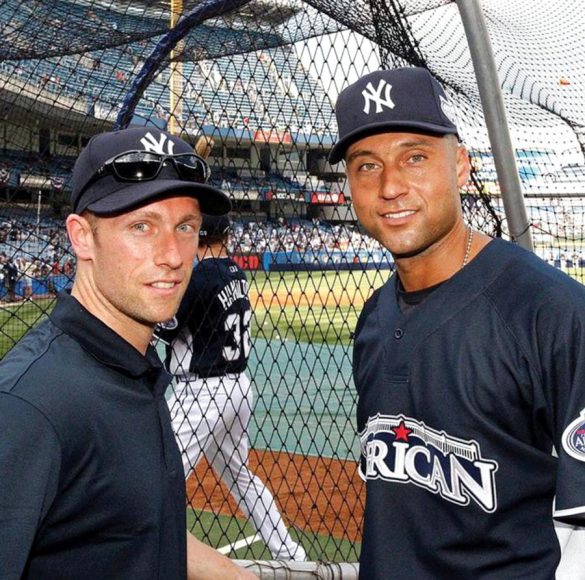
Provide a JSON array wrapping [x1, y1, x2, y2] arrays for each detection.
[[0, 252, 5, 288], [62, 258, 75, 278], [2, 254, 18, 302], [15, 256, 31, 299]]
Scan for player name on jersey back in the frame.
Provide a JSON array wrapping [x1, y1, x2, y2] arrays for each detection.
[[217, 278, 249, 310]]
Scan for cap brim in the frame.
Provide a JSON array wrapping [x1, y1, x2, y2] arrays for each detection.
[[328, 121, 458, 165], [86, 179, 231, 216]]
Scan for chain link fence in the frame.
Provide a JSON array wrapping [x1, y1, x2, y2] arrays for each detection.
[[1, 0, 584, 568]]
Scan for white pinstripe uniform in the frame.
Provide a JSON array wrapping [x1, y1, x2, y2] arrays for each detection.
[[160, 253, 306, 562]]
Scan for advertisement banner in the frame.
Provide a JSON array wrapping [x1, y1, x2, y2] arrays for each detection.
[[232, 253, 262, 270], [253, 129, 293, 144], [309, 191, 346, 204]]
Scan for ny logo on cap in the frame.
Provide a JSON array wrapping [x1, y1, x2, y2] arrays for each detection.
[[362, 79, 395, 114], [140, 131, 175, 155]]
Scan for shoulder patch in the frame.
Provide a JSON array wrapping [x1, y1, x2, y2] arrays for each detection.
[[562, 409, 585, 462], [157, 316, 178, 331]]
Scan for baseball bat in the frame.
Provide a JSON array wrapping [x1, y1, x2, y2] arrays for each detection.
[[195, 135, 214, 160]]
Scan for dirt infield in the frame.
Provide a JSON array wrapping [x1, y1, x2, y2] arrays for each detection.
[[186, 449, 364, 543], [247, 270, 387, 312], [249, 287, 359, 310]]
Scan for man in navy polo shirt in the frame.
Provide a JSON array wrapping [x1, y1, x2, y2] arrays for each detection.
[[0, 127, 257, 579], [330, 67, 585, 578]]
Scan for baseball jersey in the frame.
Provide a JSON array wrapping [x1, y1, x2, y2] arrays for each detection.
[[353, 238, 585, 579], [0, 291, 186, 579], [157, 256, 251, 377]]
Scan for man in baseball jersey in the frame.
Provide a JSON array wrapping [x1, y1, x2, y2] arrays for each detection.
[[329, 67, 585, 578], [157, 213, 307, 562], [0, 126, 257, 580]]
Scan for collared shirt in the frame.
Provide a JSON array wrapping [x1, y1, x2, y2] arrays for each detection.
[[0, 291, 186, 579]]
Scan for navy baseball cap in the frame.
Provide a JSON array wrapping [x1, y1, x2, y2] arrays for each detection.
[[70, 127, 231, 216], [329, 67, 459, 164], [199, 213, 231, 239]]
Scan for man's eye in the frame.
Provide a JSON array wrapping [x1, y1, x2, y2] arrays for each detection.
[[132, 223, 149, 232], [177, 223, 197, 233], [359, 162, 377, 172]]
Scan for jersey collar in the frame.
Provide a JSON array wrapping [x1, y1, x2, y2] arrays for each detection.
[[382, 237, 520, 334]]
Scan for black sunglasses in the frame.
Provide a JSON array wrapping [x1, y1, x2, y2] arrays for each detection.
[[81, 150, 211, 194]]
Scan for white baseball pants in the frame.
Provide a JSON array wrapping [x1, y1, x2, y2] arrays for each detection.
[[169, 372, 306, 561]]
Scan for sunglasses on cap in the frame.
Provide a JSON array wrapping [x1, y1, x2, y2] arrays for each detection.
[[80, 150, 211, 195]]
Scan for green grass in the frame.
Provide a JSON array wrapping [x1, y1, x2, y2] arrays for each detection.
[[0, 297, 55, 358], [248, 269, 390, 346], [254, 302, 360, 345], [187, 508, 360, 563], [2, 265, 584, 357], [248, 269, 389, 295]]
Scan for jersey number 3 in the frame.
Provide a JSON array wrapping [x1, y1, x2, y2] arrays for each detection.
[[223, 309, 252, 361]]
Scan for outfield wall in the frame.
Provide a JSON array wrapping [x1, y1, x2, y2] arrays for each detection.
[[232, 250, 395, 272]]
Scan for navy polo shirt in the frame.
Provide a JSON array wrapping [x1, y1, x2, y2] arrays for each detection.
[[0, 292, 187, 579]]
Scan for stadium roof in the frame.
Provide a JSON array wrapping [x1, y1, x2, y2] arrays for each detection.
[[89, 0, 303, 27]]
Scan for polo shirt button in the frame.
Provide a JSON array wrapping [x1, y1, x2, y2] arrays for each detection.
[[394, 328, 404, 339]]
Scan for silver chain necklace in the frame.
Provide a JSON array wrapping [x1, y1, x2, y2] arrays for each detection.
[[461, 226, 474, 269]]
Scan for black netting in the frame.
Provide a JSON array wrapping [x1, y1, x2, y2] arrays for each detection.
[[1, 0, 585, 567]]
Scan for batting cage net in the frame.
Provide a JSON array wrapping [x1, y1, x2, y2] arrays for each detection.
[[1, 0, 584, 574]]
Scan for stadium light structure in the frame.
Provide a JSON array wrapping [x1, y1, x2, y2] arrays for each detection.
[[455, 0, 534, 251]]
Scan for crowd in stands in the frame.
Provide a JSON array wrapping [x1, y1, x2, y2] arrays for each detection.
[[0, 215, 74, 301], [0, 151, 72, 191], [229, 218, 385, 254], [209, 171, 309, 200], [3, 209, 584, 301], [0, 7, 335, 139], [0, 213, 383, 292]]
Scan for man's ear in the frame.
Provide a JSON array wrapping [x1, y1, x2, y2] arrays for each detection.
[[66, 214, 95, 261], [456, 144, 472, 189]]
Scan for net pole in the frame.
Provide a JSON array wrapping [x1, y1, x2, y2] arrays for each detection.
[[169, 0, 184, 136], [455, 0, 534, 251]]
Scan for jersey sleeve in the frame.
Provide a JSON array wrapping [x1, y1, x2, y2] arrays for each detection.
[[541, 296, 585, 525], [0, 393, 61, 577]]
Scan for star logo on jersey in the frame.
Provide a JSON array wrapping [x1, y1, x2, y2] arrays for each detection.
[[392, 420, 412, 442], [359, 414, 499, 513], [562, 408, 585, 462]]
